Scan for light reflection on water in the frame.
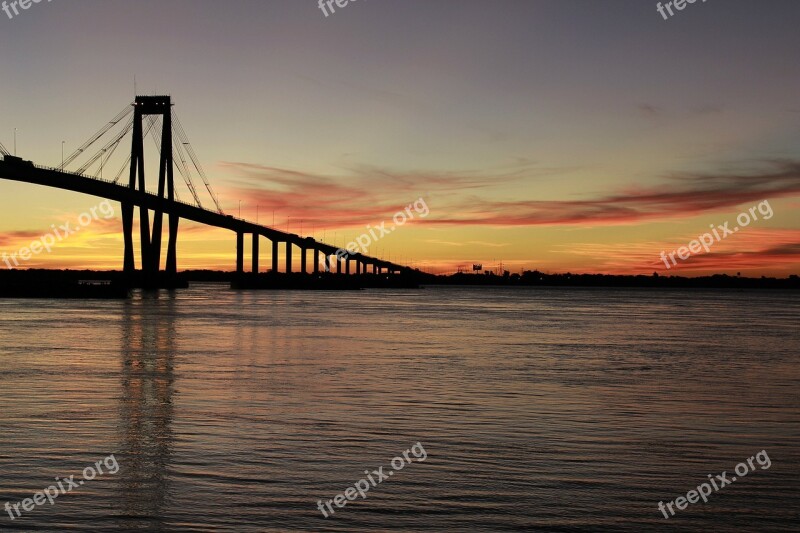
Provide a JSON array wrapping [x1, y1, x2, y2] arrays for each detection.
[[0, 285, 798, 531]]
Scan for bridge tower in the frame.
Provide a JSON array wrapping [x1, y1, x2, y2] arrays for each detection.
[[123, 96, 178, 287]]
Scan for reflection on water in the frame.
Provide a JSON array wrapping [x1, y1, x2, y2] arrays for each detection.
[[117, 293, 176, 531], [0, 285, 798, 532]]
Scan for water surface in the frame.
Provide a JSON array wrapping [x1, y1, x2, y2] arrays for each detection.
[[0, 286, 798, 531]]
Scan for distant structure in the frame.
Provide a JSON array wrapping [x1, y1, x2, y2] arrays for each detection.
[[0, 95, 413, 287]]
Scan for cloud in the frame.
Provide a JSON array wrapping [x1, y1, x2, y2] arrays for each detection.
[[0, 230, 45, 246], [214, 159, 561, 229], [424, 239, 465, 247], [639, 103, 662, 118], [215, 159, 800, 232], [466, 241, 511, 248], [553, 229, 800, 275], [668, 242, 800, 273], [432, 160, 800, 227]]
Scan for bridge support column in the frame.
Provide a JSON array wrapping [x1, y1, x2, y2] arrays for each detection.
[[151, 210, 163, 276], [346, 259, 351, 275], [300, 248, 307, 274], [122, 203, 135, 277], [236, 232, 244, 274], [356, 261, 361, 275], [166, 215, 179, 278], [272, 240, 279, 273], [140, 211, 153, 284], [324, 254, 331, 273], [285, 242, 293, 274], [126, 96, 179, 288], [150, 98, 174, 279], [314, 249, 320, 274], [252, 233, 259, 273]]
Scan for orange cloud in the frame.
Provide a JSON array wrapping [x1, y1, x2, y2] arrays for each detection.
[[218, 159, 800, 229], [437, 161, 800, 227]]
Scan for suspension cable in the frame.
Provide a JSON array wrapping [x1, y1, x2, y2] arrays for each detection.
[[171, 129, 203, 207], [75, 116, 134, 175], [172, 111, 224, 213], [58, 102, 221, 213], [112, 154, 132, 184], [63, 104, 133, 169], [93, 123, 128, 179], [112, 113, 159, 184]]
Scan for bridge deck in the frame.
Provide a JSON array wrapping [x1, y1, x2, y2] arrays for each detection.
[[0, 158, 401, 271]]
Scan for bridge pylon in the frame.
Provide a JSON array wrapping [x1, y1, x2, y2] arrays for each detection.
[[124, 96, 179, 288]]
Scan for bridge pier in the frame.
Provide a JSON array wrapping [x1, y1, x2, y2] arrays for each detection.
[[166, 215, 179, 277], [285, 242, 292, 274], [252, 233, 259, 273], [314, 249, 320, 274], [139, 212, 152, 284], [272, 240, 279, 273], [151, 209, 163, 275], [123, 96, 183, 288], [237, 232, 244, 274], [122, 203, 135, 277], [300, 247, 307, 274]]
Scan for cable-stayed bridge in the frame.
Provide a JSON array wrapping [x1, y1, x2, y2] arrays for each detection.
[[0, 96, 410, 287]]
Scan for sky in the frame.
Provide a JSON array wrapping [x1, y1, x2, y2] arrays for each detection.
[[1, 0, 799, 276]]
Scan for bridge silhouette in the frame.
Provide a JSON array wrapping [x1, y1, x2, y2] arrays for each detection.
[[0, 96, 411, 287]]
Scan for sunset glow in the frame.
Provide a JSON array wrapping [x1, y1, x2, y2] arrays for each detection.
[[1, 1, 798, 276]]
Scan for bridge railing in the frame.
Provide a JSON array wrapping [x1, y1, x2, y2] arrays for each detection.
[[14, 160, 340, 247], [29, 162, 219, 212], [6, 159, 408, 268]]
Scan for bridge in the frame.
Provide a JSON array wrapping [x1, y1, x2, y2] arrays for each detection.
[[0, 96, 411, 287]]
